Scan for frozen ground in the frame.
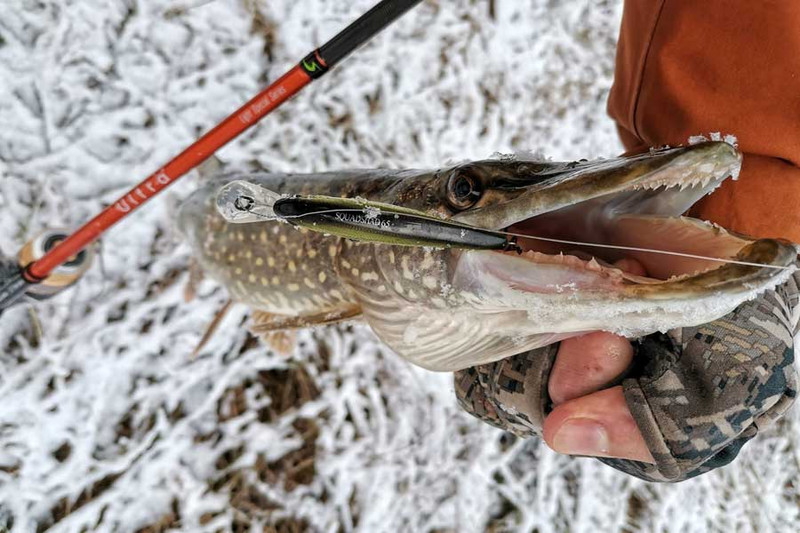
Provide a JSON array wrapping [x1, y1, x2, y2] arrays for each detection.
[[1, 0, 799, 532]]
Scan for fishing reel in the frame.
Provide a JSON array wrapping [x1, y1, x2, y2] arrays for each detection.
[[12, 229, 94, 300]]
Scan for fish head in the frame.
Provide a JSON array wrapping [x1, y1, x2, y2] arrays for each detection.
[[344, 142, 799, 371]]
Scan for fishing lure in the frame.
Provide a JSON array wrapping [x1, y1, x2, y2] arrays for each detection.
[[216, 180, 515, 250]]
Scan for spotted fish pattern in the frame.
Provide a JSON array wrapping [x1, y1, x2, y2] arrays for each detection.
[[455, 270, 800, 482], [178, 170, 432, 326]]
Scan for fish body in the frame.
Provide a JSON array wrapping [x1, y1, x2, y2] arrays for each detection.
[[179, 142, 798, 371]]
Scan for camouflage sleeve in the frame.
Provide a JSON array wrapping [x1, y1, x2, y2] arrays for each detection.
[[454, 272, 800, 482], [455, 343, 559, 438]]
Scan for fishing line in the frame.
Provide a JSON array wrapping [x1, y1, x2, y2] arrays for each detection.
[[236, 200, 793, 272]]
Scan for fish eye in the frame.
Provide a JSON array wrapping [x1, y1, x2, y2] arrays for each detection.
[[446, 171, 482, 210]]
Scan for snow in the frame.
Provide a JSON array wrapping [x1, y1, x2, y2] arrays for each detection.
[[1, 0, 800, 532]]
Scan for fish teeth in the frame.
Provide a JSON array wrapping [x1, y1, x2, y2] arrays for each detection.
[[630, 171, 719, 193]]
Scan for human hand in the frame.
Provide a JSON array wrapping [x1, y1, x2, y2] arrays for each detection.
[[542, 331, 654, 463]]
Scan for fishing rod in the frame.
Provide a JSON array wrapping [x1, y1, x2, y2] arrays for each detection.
[[0, 0, 424, 313]]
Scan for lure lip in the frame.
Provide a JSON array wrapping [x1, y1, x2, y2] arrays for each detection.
[[215, 180, 284, 224]]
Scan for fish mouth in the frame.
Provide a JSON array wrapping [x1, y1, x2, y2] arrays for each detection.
[[452, 142, 797, 297]]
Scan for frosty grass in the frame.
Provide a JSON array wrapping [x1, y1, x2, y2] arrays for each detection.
[[1, 0, 799, 532]]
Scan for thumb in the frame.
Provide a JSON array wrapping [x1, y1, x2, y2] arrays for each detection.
[[543, 386, 655, 463]]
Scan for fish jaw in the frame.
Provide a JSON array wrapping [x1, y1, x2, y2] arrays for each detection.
[[453, 238, 798, 333]]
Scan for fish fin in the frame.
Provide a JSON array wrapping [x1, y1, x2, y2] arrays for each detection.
[[249, 305, 362, 334], [27, 306, 43, 347], [184, 259, 205, 302], [192, 300, 233, 358], [264, 330, 298, 356], [250, 311, 298, 355]]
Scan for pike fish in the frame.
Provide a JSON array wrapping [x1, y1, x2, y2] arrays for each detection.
[[178, 142, 798, 371]]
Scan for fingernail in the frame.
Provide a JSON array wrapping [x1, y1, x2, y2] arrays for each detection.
[[552, 418, 610, 456]]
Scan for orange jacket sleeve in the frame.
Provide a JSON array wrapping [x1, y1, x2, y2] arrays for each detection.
[[608, 0, 800, 243]]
